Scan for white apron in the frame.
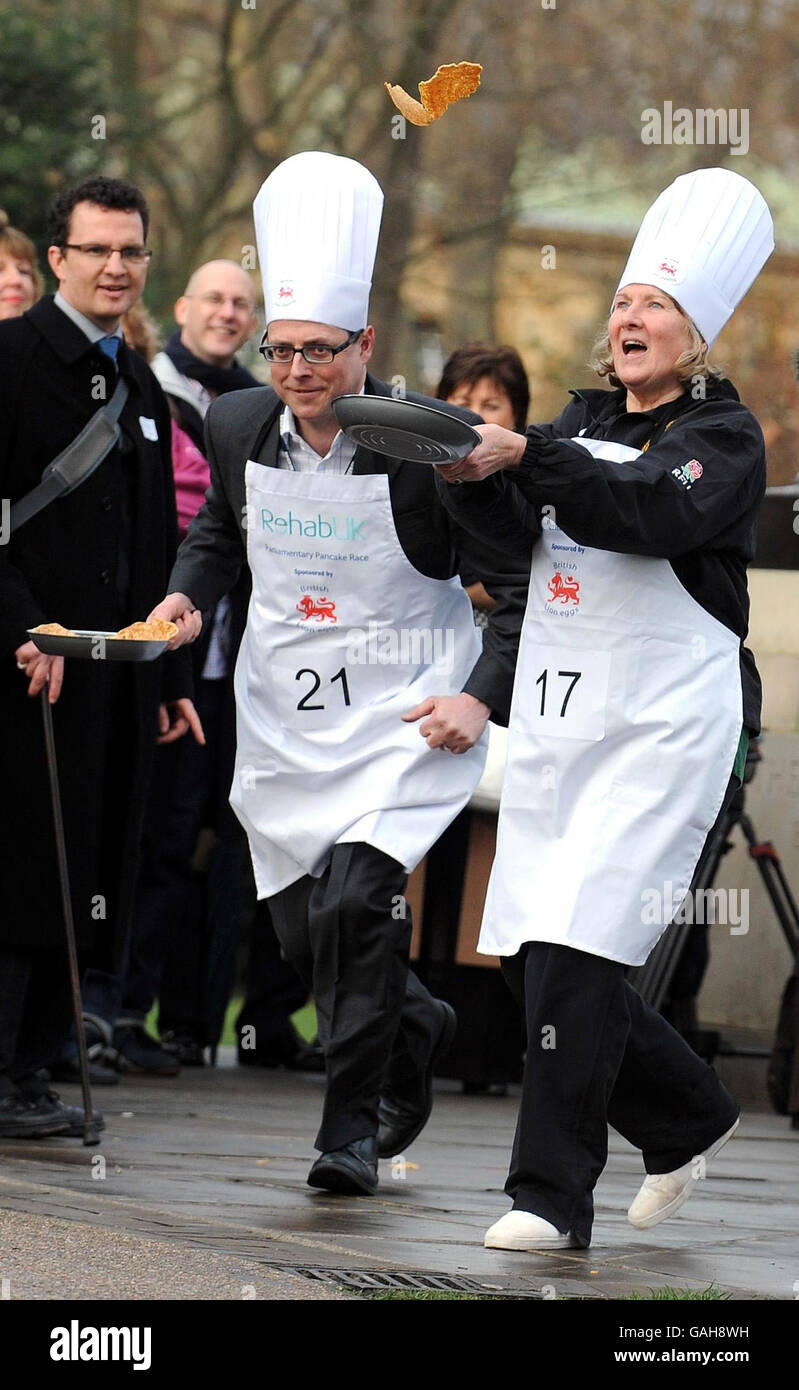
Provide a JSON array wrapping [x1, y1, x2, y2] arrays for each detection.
[[231, 463, 487, 896], [479, 437, 743, 966]]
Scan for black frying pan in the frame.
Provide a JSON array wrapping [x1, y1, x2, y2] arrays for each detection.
[[29, 629, 170, 662], [333, 395, 481, 464]]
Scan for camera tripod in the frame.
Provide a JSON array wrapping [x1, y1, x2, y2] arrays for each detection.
[[628, 740, 799, 1076]]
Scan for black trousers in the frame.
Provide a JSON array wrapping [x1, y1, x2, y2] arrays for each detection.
[[236, 899, 310, 1051], [121, 674, 246, 1039], [268, 841, 441, 1152], [501, 942, 739, 1246], [0, 947, 74, 1097]]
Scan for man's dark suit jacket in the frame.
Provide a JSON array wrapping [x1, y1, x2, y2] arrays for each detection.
[[0, 295, 188, 951], [169, 373, 532, 723]]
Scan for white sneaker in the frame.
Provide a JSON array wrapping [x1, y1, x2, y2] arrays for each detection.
[[627, 1117, 740, 1229], [484, 1210, 579, 1250]]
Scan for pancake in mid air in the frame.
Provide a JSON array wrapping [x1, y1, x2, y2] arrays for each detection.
[[384, 61, 482, 127]]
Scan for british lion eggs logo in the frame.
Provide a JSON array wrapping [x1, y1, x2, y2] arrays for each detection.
[[296, 594, 338, 624], [276, 279, 295, 306], [544, 564, 581, 618]]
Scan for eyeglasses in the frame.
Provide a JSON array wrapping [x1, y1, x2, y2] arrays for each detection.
[[259, 328, 363, 365], [185, 290, 255, 314], [62, 243, 153, 264]]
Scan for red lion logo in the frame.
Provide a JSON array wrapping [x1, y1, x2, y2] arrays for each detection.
[[547, 571, 580, 605], [296, 594, 337, 623], [658, 258, 678, 278]]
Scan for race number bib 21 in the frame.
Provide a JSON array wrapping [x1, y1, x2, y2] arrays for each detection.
[[268, 644, 394, 730]]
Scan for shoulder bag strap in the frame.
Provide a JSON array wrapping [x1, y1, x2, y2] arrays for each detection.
[[9, 376, 130, 534]]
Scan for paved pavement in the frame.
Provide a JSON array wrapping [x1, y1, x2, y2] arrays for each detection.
[[0, 1052, 796, 1301]]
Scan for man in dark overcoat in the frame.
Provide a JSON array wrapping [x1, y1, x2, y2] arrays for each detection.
[[0, 175, 198, 1137]]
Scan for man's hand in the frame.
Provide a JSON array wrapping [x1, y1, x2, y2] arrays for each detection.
[[14, 640, 64, 703], [148, 592, 202, 649], [157, 698, 206, 746], [436, 423, 527, 485], [403, 692, 491, 754]]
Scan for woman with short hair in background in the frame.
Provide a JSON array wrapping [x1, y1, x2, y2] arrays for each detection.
[[439, 344, 531, 614], [438, 342, 530, 432]]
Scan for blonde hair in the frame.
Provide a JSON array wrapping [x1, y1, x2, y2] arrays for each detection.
[[121, 300, 162, 362], [0, 209, 44, 301], [589, 298, 723, 388]]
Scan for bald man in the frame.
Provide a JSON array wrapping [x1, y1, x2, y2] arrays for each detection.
[[107, 261, 263, 1075], [154, 260, 259, 462]]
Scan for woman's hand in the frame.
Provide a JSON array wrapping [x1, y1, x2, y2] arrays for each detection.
[[436, 423, 527, 484]]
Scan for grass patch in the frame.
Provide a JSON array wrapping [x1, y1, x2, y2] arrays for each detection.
[[622, 1285, 731, 1301], [356, 1286, 733, 1301], [290, 1001, 317, 1043], [145, 998, 317, 1048]]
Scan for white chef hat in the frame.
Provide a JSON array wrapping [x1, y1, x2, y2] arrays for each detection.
[[614, 168, 774, 346], [253, 151, 384, 331]]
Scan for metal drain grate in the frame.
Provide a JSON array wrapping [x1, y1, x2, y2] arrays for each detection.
[[275, 1266, 542, 1297]]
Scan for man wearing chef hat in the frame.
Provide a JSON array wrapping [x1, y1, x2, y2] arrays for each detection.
[[436, 168, 773, 1248], [152, 152, 528, 1194]]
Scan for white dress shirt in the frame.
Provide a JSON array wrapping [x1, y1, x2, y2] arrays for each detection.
[[54, 291, 123, 346], [276, 403, 359, 474]]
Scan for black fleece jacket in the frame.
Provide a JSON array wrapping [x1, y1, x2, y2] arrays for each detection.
[[437, 377, 765, 733]]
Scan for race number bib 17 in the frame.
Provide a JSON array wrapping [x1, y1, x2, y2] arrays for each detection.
[[521, 646, 610, 741]]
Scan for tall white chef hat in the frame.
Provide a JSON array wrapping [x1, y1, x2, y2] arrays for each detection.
[[253, 151, 384, 331], [614, 168, 774, 346]]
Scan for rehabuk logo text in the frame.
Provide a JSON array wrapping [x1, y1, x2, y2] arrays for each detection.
[[260, 508, 366, 541], [50, 1321, 151, 1371]]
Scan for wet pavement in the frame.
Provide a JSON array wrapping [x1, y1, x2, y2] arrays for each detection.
[[0, 1052, 796, 1301]]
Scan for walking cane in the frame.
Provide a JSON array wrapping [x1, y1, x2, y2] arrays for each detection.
[[40, 682, 100, 1146]]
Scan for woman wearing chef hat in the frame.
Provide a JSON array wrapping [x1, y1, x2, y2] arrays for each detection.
[[435, 168, 774, 1250]]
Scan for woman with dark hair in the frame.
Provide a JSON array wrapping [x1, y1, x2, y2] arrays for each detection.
[[433, 168, 773, 1251], [438, 345, 532, 614], [0, 210, 43, 320], [437, 342, 530, 432]]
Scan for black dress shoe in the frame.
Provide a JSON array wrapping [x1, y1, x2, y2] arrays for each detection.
[[160, 1029, 206, 1067], [48, 1056, 120, 1086], [0, 1093, 71, 1138], [286, 1038, 325, 1072], [377, 999, 457, 1158], [307, 1136, 378, 1195], [0, 1091, 104, 1139], [25, 1091, 106, 1138], [110, 1022, 180, 1076], [237, 1024, 325, 1073], [49, 1022, 119, 1086]]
